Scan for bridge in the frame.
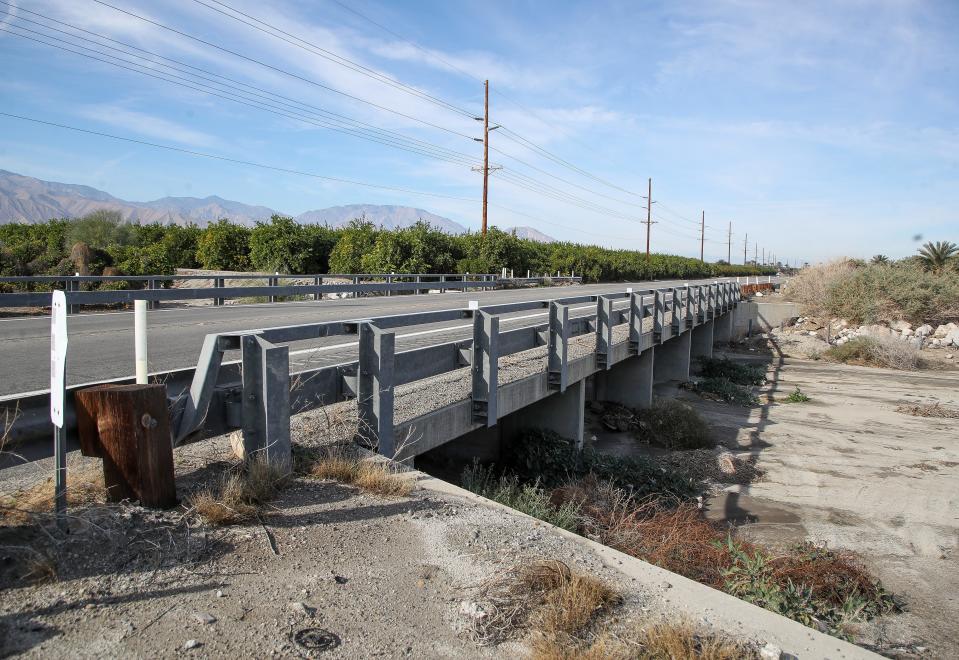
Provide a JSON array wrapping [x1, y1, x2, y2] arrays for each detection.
[[0, 275, 786, 469]]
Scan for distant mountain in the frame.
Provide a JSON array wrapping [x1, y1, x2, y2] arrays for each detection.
[[507, 225, 556, 243], [0, 170, 467, 232], [0, 170, 276, 226], [295, 204, 466, 233]]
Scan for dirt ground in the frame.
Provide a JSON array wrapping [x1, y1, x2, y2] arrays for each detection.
[[684, 354, 959, 657]]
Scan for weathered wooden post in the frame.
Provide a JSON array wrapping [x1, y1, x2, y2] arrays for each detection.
[[75, 384, 177, 509]]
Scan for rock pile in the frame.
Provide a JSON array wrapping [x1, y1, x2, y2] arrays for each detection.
[[789, 317, 959, 349]]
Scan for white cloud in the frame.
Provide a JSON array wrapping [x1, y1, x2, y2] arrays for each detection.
[[75, 104, 219, 147]]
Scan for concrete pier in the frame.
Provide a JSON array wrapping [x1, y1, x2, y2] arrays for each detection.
[[653, 330, 691, 383], [501, 378, 585, 449], [593, 348, 654, 409], [691, 319, 714, 361]]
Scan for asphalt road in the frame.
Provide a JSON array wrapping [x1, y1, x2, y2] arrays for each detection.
[[0, 278, 744, 396]]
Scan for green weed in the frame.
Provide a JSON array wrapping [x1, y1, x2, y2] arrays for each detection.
[[784, 387, 811, 403]]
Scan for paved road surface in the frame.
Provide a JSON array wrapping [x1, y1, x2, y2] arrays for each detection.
[[0, 278, 744, 396]]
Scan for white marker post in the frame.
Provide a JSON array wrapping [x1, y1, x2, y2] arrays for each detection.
[[134, 299, 148, 384], [50, 290, 69, 527]]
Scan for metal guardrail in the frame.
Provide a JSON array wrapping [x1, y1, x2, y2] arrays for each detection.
[[0, 273, 581, 310], [0, 281, 739, 466]]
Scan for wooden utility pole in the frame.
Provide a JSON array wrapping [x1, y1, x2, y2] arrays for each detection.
[[743, 233, 748, 264], [762, 247, 765, 265], [699, 211, 705, 262], [727, 222, 732, 264], [755, 242, 759, 263], [642, 177, 657, 259], [472, 80, 501, 236]]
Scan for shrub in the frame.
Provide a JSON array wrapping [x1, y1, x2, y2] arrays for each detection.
[[687, 377, 758, 406], [697, 356, 766, 386], [785, 259, 959, 325], [461, 461, 581, 530], [824, 336, 920, 370], [504, 429, 696, 500], [635, 399, 712, 450], [188, 457, 289, 525]]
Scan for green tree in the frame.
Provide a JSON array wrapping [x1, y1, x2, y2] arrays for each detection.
[[196, 219, 251, 271], [249, 215, 311, 273], [328, 220, 378, 273], [65, 210, 133, 249], [871, 254, 889, 264], [918, 241, 958, 273]]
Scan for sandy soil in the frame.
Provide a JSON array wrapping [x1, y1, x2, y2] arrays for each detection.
[[683, 355, 959, 657]]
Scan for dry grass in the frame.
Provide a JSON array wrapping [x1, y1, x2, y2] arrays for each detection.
[[306, 446, 412, 497], [1, 466, 108, 526], [825, 336, 921, 370], [896, 401, 959, 418], [532, 622, 758, 660], [470, 559, 618, 646], [783, 259, 856, 317], [188, 457, 289, 526]]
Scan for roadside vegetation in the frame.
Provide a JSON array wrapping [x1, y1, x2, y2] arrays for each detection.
[[823, 336, 921, 370], [784, 250, 959, 327], [0, 211, 776, 288]]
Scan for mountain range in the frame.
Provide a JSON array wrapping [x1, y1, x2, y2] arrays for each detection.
[[0, 169, 554, 240]]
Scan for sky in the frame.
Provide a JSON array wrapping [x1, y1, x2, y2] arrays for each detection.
[[1, 0, 957, 264]]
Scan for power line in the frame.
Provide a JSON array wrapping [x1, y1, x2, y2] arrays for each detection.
[[0, 22, 483, 169], [194, 0, 650, 203], [38, 4, 660, 228], [193, 0, 477, 119], [88, 0, 475, 137]]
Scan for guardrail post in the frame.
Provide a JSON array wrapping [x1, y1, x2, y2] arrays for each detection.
[[439, 274, 446, 293], [628, 292, 643, 355], [653, 289, 664, 343], [548, 302, 569, 391], [67, 278, 79, 315], [595, 296, 614, 370], [268, 275, 278, 303], [353, 275, 360, 298], [213, 277, 224, 306], [173, 333, 227, 444], [358, 323, 395, 456], [314, 276, 322, 301], [671, 288, 682, 333], [685, 285, 694, 327], [471, 310, 498, 426], [386, 274, 393, 297], [148, 278, 159, 310], [241, 334, 291, 468]]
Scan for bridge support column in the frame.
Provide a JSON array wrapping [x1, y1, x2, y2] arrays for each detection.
[[714, 312, 734, 344], [593, 348, 654, 409], [653, 330, 691, 383], [502, 378, 585, 450], [691, 319, 714, 361]]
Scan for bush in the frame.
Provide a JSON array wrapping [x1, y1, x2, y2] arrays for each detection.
[[687, 377, 758, 406], [197, 219, 251, 271], [461, 461, 581, 531], [635, 399, 712, 450], [824, 336, 920, 370], [786, 259, 959, 325], [504, 429, 697, 500], [697, 356, 766, 386]]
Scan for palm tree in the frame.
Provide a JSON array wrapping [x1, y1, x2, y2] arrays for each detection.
[[871, 254, 889, 264], [918, 241, 959, 272]]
